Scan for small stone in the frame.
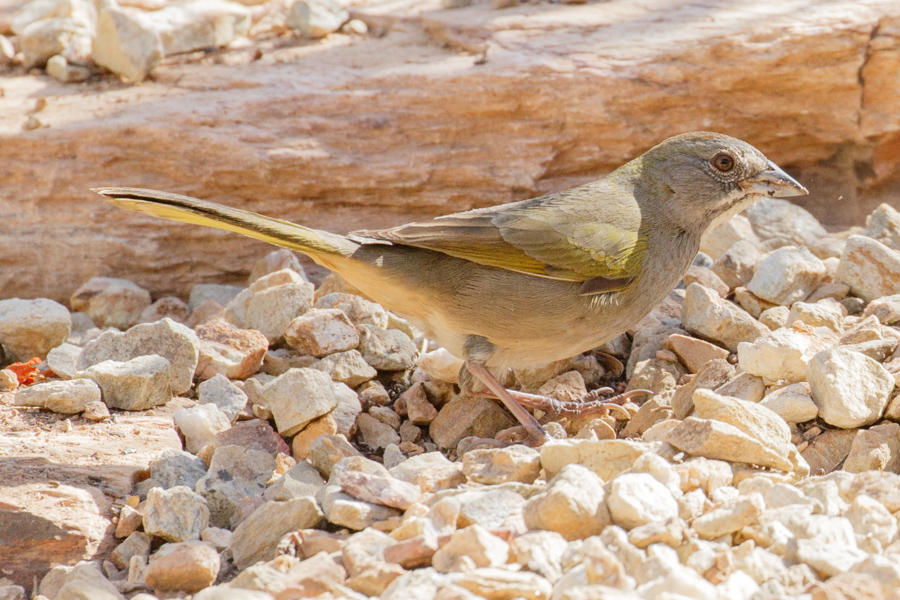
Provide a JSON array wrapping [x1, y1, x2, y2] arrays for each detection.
[[150, 450, 208, 490], [309, 433, 361, 478], [796, 539, 868, 578], [260, 368, 338, 436], [143, 541, 220, 593], [194, 320, 266, 380], [453, 568, 552, 600], [711, 239, 761, 289], [19, 15, 91, 69], [189, 284, 244, 312], [692, 387, 791, 459], [523, 464, 610, 540], [200, 527, 232, 551], [110, 531, 152, 570], [370, 405, 402, 429], [455, 488, 526, 530], [509, 531, 567, 583], [607, 473, 677, 530], [358, 325, 418, 371], [46, 343, 82, 380], [287, 0, 347, 38], [389, 451, 465, 492], [843, 422, 900, 473], [733, 286, 777, 318], [430, 396, 516, 449], [284, 308, 360, 357], [70, 277, 151, 330], [682, 283, 768, 352], [193, 587, 274, 600], [331, 456, 421, 509], [91, 5, 161, 80], [84, 354, 172, 411], [264, 460, 325, 502], [808, 347, 894, 428], [317, 484, 402, 530], [759, 383, 818, 423], [683, 265, 730, 297], [432, 525, 509, 574], [402, 383, 438, 425], [291, 414, 338, 460], [143, 486, 209, 542], [534, 370, 587, 405], [230, 498, 323, 569], [758, 306, 790, 330], [78, 318, 199, 394], [315, 292, 387, 325], [700, 215, 759, 259], [671, 357, 735, 418], [738, 323, 837, 385], [801, 429, 859, 475], [746, 246, 826, 305], [693, 493, 764, 539], [81, 400, 110, 421], [667, 417, 792, 471], [328, 382, 360, 436], [246, 249, 304, 283], [627, 357, 684, 395], [358, 412, 401, 449], [665, 333, 729, 373], [193, 375, 244, 423], [838, 235, 900, 302], [174, 403, 231, 453], [0, 369, 17, 391], [238, 280, 316, 343], [743, 197, 827, 246], [312, 349, 378, 386], [864, 203, 900, 250], [13, 378, 100, 414], [786, 301, 843, 332], [195, 445, 276, 527], [206, 418, 290, 456], [864, 294, 900, 326], [0, 298, 71, 361], [115, 505, 143, 538], [846, 494, 899, 549], [621, 394, 673, 438], [539, 438, 649, 481], [416, 348, 464, 384], [460, 444, 540, 486], [715, 372, 766, 403], [139, 296, 189, 325]]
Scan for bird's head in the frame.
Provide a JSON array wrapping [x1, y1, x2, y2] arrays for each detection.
[[635, 131, 807, 233]]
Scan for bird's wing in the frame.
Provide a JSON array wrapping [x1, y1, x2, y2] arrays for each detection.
[[353, 183, 647, 294]]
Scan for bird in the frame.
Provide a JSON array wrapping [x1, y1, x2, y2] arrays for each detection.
[[94, 131, 807, 446]]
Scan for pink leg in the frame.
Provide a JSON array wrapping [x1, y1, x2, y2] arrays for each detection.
[[465, 361, 550, 447]]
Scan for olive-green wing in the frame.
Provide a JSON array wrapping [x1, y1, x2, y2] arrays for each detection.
[[353, 182, 648, 294]]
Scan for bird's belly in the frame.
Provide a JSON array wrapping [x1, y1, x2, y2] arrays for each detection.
[[320, 245, 684, 370]]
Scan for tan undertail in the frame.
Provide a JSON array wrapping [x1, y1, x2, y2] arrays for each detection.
[[93, 187, 359, 259]]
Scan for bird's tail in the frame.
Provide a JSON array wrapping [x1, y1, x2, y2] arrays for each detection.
[[93, 187, 359, 258]]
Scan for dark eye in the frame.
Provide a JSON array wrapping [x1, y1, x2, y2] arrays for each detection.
[[712, 153, 735, 172]]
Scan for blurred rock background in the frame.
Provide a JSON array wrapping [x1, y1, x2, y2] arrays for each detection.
[[1, 0, 899, 300]]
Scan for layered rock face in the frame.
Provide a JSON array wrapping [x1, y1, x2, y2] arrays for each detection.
[[1, 0, 900, 301]]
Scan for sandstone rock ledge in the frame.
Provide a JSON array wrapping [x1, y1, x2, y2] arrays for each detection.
[[1, 0, 900, 301]]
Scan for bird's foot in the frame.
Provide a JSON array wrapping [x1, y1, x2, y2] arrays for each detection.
[[486, 387, 652, 422]]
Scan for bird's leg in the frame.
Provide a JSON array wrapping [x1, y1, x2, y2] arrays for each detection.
[[464, 361, 550, 447], [482, 387, 652, 421]]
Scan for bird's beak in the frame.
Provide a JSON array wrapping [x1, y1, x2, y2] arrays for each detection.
[[741, 161, 808, 198]]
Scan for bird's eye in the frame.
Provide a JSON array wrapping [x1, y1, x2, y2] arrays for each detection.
[[712, 153, 735, 172]]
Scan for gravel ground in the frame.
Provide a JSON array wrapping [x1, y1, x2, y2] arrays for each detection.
[[4, 198, 900, 600]]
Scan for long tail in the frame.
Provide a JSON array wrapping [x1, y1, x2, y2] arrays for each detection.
[[93, 187, 358, 257]]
